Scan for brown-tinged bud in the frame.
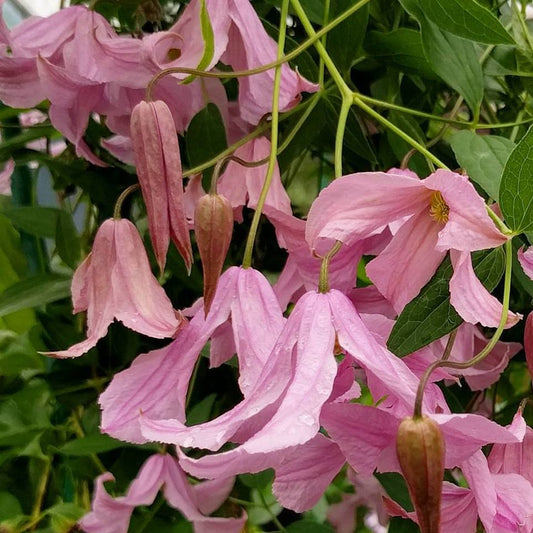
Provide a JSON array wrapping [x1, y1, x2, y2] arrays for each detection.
[[396, 415, 445, 533], [194, 193, 233, 316]]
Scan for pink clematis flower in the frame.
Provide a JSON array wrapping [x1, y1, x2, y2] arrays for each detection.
[[138, 287, 427, 457], [79, 453, 246, 533], [130, 99, 192, 272], [222, 0, 318, 124], [46, 218, 181, 359], [306, 169, 519, 327], [320, 402, 524, 477], [100, 266, 285, 443]]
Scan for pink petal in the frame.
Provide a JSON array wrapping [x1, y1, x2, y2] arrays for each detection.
[[231, 267, 285, 396], [272, 434, 345, 512], [321, 402, 400, 476], [224, 0, 318, 125], [449, 250, 521, 328], [0, 52, 45, 108], [239, 291, 337, 454], [10, 6, 87, 58], [366, 209, 446, 312], [328, 289, 422, 409], [113, 219, 180, 338], [525, 311, 533, 380], [431, 413, 523, 467], [101, 268, 238, 443], [0, 158, 14, 196], [306, 171, 428, 254], [423, 169, 507, 251], [488, 413, 533, 486], [518, 245, 533, 280], [141, 286, 324, 452], [218, 137, 292, 217]]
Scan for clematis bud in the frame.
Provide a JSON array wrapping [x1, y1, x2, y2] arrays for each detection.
[[396, 415, 444, 533], [130, 99, 192, 272], [194, 193, 233, 316]]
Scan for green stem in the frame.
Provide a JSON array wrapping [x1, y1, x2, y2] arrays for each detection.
[[242, 0, 288, 268], [146, 0, 371, 98], [335, 96, 351, 177], [182, 86, 328, 179], [353, 95, 449, 170], [355, 93, 533, 129], [318, 0, 331, 87], [289, 0, 354, 176], [28, 458, 50, 530], [290, 0, 352, 96], [318, 241, 342, 293], [413, 239, 513, 417], [113, 184, 140, 219]]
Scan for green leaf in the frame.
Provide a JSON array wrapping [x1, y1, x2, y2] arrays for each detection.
[[187, 393, 217, 425], [499, 126, 533, 233], [388, 248, 506, 357], [0, 492, 23, 521], [327, 0, 369, 73], [240, 469, 274, 489], [286, 521, 335, 533], [388, 517, 420, 533], [364, 29, 436, 79], [56, 211, 81, 269], [375, 472, 413, 512], [46, 502, 84, 532], [400, 0, 483, 114], [0, 331, 45, 376], [2, 206, 60, 238], [419, 0, 513, 44], [0, 380, 52, 445], [0, 274, 71, 317], [450, 131, 515, 199], [186, 103, 228, 182], [59, 434, 126, 456]]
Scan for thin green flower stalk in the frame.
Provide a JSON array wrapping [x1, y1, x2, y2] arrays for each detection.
[[242, 0, 289, 268], [413, 239, 514, 418]]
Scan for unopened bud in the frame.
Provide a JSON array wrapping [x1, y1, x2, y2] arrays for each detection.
[[194, 193, 233, 316], [396, 415, 444, 533]]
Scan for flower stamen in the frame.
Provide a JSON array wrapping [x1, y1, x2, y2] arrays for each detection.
[[429, 191, 449, 223]]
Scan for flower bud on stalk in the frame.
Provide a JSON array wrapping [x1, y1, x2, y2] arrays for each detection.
[[130, 100, 192, 273], [396, 415, 445, 533], [194, 193, 233, 316]]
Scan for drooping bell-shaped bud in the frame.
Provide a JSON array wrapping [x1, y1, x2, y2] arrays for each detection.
[[130, 99, 192, 273], [396, 415, 445, 533], [194, 193, 233, 316]]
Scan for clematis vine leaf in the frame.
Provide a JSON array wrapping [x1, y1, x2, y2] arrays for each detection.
[[186, 103, 228, 178], [387, 247, 505, 357], [499, 126, 533, 233], [450, 131, 515, 200], [0, 274, 71, 317], [327, 0, 369, 73], [400, 0, 483, 114], [418, 0, 514, 45]]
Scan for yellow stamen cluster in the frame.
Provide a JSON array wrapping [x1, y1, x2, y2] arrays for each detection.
[[429, 191, 449, 223]]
